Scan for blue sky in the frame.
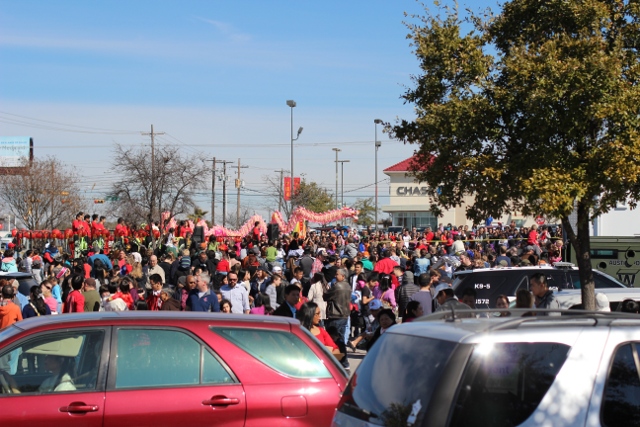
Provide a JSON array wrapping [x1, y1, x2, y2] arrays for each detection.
[[0, 0, 488, 224]]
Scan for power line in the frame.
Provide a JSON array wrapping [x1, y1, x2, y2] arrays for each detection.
[[0, 115, 139, 135]]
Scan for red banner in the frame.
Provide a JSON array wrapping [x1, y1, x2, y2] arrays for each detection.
[[283, 177, 301, 201]]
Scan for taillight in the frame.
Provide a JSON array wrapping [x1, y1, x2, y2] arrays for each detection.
[[336, 373, 357, 410]]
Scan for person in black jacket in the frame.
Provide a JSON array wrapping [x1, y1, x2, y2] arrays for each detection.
[[323, 268, 351, 370], [272, 284, 300, 318]]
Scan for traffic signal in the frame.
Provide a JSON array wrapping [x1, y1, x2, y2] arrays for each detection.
[[94, 199, 105, 204]]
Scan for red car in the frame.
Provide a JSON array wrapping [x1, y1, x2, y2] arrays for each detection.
[[0, 312, 348, 426]]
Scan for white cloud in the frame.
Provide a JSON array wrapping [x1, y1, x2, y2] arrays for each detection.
[[195, 17, 251, 43]]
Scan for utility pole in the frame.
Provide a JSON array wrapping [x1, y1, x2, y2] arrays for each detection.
[[214, 160, 233, 227], [235, 159, 249, 226], [210, 157, 216, 225], [141, 124, 164, 246], [332, 148, 341, 210], [274, 169, 288, 212], [338, 160, 350, 208]]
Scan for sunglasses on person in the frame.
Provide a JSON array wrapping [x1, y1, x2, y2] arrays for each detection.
[[228, 278, 238, 282]]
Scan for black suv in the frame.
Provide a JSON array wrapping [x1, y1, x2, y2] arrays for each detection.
[[452, 265, 626, 308]]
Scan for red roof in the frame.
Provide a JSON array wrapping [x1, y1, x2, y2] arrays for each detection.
[[383, 155, 424, 173]]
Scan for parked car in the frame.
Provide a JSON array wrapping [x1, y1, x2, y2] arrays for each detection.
[[386, 226, 403, 234], [554, 287, 640, 311], [0, 272, 40, 296], [0, 231, 13, 250], [0, 312, 348, 426], [332, 311, 640, 427], [452, 263, 626, 308]]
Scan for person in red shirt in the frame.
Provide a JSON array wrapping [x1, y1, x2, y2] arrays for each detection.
[[91, 214, 102, 237], [72, 212, 85, 234], [297, 302, 339, 352], [528, 224, 542, 256], [82, 214, 92, 239], [424, 226, 435, 244], [216, 251, 230, 274], [115, 218, 128, 238], [252, 221, 261, 242], [63, 275, 85, 313], [373, 249, 399, 275], [147, 274, 164, 311]]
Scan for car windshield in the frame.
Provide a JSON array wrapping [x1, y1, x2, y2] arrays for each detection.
[[337, 332, 457, 425]]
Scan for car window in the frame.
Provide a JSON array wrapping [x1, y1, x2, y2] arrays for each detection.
[[213, 327, 332, 379], [568, 271, 625, 289], [548, 271, 573, 290], [0, 330, 104, 394], [336, 333, 457, 426], [602, 343, 640, 427], [114, 329, 234, 389], [450, 342, 571, 427]]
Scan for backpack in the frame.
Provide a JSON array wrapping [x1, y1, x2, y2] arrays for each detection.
[[179, 255, 191, 271]]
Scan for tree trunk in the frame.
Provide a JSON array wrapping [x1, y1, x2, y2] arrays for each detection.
[[561, 201, 596, 311]]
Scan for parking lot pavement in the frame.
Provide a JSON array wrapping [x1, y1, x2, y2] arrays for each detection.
[[347, 347, 366, 375]]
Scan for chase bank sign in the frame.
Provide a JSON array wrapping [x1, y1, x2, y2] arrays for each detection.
[[396, 186, 429, 196]]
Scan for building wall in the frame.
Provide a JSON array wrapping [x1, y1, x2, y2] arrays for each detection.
[[382, 171, 533, 229], [383, 172, 474, 228], [592, 202, 640, 236]]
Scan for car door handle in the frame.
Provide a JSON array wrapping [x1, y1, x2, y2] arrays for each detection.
[[202, 396, 240, 406], [60, 402, 100, 413]]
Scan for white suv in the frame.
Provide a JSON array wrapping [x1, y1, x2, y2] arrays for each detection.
[[332, 311, 640, 427]]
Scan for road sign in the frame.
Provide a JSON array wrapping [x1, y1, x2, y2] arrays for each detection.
[[535, 216, 545, 225]]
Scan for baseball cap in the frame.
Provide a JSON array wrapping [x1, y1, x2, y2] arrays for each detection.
[[435, 283, 451, 294], [369, 299, 382, 310], [272, 265, 283, 273], [258, 266, 271, 275]]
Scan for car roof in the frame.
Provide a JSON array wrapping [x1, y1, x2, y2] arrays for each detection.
[[386, 311, 640, 343], [454, 265, 563, 276], [452, 265, 626, 287], [10, 311, 301, 332], [0, 272, 37, 278]]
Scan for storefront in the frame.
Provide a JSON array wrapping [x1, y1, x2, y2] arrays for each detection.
[[381, 156, 528, 229]]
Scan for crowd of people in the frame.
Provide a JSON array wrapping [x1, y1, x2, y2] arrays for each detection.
[[0, 215, 624, 371]]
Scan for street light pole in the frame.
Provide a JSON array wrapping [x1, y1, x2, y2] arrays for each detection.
[[286, 100, 303, 214], [338, 160, 350, 208], [374, 119, 383, 230], [332, 148, 341, 210]]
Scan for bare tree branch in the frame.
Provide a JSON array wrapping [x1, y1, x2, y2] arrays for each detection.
[[0, 157, 84, 230]]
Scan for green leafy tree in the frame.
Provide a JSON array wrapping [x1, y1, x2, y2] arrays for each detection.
[[293, 181, 335, 214], [391, 0, 640, 310], [353, 198, 376, 227]]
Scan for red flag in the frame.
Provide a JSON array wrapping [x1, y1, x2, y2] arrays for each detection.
[[284, 177, 291, 201]]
